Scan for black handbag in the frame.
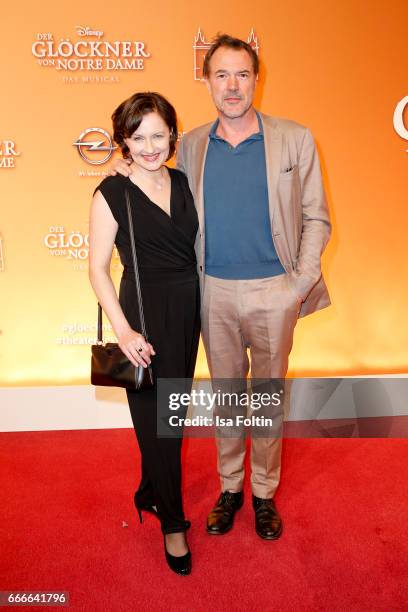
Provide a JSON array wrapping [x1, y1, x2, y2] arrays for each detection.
[[91, 189, 154, 391]]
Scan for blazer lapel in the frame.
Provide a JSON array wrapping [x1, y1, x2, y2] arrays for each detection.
[[260, 113, 282, 230], [192, 125, 211, 232]]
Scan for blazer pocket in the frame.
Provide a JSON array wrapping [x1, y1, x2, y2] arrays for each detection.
[[279, 165, 298, 180]]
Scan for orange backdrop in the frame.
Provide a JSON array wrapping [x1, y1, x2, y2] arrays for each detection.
[[1, 0, 407, 386]]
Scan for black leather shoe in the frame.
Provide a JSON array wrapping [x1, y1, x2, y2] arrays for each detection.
[[207, 491, 244, 535], [253, 495, 283, 540], [164, 537, 191, 576]]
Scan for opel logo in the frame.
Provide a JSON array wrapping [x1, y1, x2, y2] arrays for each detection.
[[73, 127, 117, 165]]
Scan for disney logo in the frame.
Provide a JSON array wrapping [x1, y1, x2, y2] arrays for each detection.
[[75, 26, 104, 38]]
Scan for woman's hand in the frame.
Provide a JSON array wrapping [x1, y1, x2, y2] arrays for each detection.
[[118, 328, 156, 368]]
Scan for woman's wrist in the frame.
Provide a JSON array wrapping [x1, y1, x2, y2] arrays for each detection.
[[114, 320, 134, 340]]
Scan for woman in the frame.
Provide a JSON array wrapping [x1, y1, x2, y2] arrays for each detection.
[[88, 92, 200, 575]]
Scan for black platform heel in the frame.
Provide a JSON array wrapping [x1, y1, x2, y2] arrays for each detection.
[[164, 538, 191, 576], [163, 521, 191, 576]]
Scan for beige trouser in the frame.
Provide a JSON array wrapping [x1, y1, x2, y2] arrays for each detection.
[[201, 273, 300, 499]]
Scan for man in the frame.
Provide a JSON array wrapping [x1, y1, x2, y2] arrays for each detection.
[[178, 34, 330, 540], [113, 34, 331, 540]]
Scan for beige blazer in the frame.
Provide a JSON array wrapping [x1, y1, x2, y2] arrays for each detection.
[[176, 112, 331, 318]]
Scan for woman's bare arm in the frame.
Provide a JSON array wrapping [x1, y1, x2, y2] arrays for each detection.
[[88, 190, 155, 367]]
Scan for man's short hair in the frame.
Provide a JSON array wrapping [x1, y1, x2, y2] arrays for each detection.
[[203, 33, 259, 77]]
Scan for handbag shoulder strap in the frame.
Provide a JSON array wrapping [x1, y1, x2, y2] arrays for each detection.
[[97, 187, 148, 344], [125, 188, 148, 341]]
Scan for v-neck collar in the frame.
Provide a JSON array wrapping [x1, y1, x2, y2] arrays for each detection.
[[209, 110, 264, 146], [125, 167, 173, 219]]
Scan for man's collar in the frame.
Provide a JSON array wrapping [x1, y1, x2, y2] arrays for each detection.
[[209, 110, 264, 142]]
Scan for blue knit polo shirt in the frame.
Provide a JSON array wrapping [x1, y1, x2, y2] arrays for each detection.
[[204, 113, 285, 279]]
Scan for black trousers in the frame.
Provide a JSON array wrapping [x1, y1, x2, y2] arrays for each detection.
[[122, 274, 200, 534]]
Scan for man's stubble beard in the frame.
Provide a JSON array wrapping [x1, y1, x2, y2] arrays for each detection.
[[219, 100, 253, 120]]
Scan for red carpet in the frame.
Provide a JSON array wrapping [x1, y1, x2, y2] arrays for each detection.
[[1, 430, 407, 611]]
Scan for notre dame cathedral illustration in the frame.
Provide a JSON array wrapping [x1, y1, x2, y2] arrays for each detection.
[[193, 28, 259, 81]]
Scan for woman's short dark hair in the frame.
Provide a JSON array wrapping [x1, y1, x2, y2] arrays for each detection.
[[203, 34, 259, 78], [112, 92, 178, 160]]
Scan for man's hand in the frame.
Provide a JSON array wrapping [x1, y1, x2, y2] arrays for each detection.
[[109, 157, 132, 177]]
